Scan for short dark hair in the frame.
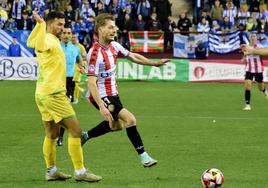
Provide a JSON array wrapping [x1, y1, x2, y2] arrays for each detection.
[[45, 11, 65, 23]]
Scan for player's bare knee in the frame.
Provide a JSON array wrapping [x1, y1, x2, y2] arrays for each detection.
[[67, 128, 81, 138], [46, 131, 58, 139], [126, 116, 136, 126], [110, 126, 122, 131], [110, 122, 123, 131]]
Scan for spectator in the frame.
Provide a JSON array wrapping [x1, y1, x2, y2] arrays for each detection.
[[124, 0, 136, 17], [195, 41, 207, 59], [237, 3, 250, 26], [4, 17, 17, 32], [95, 2, 107, 16], [70, 0, 81, 10], [177, 12, 192, 35], [90, 0, 99, 11], [17, 11, 33, 30], [1, 0, 10, 12], [223, 0, 237, 25], [192, 0, 202, 24], [220, 16, 233, 32], [107, 0, 121, 19], [147, 12, 161, 31], [31, 0, 46, 16], [249, 0, 260, 13], [8, 36, 21, 57], [0, 6, 8, 25], [211, 20, 221, 32], [77, 17, 88, 43], [200, 9, 212, 26], [65, 5, 76, 25], [135, 14, 145, 31], [46, 0, 57, 11], [84, 15, 95, 48], [136, 0, 151, 23], [210, 0, 224, 22], [55, 0, 70, 12], [245, 17, 257, 31], [80, 1, 96, 18], [259, 3, 268, 23], [11, 0, 25, 25], [197, 17, 210, 32], [119, 13, 134, 49], [257, 16, 268, 33], [155, 0, 172, 30], [162, 16, 176, 50], [24, 0, 33, 17]]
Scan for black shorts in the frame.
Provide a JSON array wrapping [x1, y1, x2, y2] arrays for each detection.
[[91, 96, 123, 121], [245, 72, 263, 83]]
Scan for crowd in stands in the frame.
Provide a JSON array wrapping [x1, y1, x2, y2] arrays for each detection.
[[0, 0, 173, 51], [2, 0, 268, 54], [191, 0, 268, 34]]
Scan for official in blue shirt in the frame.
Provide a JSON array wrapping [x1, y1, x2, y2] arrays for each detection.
[[8, 36, 21, 57], [58, 25, 82, 146], [61, 26, 82, 102]]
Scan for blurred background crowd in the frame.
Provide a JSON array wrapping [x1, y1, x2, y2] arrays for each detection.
[[1, 0, 268, 52]]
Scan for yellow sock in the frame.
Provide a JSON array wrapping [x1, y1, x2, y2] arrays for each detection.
[[68, 137, 84, 170], [43, 136, 56, 168], [74, 83, 80, 101]]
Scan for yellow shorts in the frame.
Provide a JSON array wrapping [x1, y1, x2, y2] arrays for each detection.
[[73, 64, 81, 82], [35, 92, 75, 123]]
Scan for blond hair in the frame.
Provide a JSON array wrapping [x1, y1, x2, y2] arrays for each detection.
[[94, 13, 114, 33]]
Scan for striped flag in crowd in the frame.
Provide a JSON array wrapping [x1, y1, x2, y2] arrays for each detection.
[[209, 30, 240, 54], [128, 31, 164, 53]]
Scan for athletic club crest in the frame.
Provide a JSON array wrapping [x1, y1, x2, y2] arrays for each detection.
[[194, 66, 205, 79]]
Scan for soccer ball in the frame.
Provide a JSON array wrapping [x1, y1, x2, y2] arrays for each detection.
[[201, 168, 224, 188]]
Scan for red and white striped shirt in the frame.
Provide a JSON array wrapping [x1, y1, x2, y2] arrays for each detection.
[[87, 41, 129, 100], [245, 44, 264, 73]]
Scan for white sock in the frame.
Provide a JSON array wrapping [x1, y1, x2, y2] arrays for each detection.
[[47, 166, 57, 175], [75, 167, 86, 176], [140, 152, 147, 157]]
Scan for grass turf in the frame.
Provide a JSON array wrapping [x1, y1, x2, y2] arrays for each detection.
[[0, 80, 268, 188]]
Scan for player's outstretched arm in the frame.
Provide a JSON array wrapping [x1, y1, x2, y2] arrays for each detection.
[[128, 52, 169, 67], [27, 10, 45, 49], [88, 76, 114, 124], [241, 44, 268, 56]]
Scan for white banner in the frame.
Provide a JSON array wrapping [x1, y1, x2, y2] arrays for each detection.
[[189, 61, 268, 82], [174, 33, 209, 58], [0, 57, 38, 80]]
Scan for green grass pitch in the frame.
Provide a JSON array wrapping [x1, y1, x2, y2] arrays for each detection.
[[0, 80, 268, 188]]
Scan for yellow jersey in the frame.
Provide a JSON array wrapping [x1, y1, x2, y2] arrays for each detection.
[[27, 22, 66, 95]]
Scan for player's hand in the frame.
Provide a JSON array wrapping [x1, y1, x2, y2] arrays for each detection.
[[99, 105, 114, 124], [154, 59, 170, 67], [32, 10, 44, 23], [241, 44, 253, 55]]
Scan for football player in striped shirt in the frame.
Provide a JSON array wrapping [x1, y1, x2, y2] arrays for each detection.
[[241, 33, 268, 111], [82, 13, 169, 167]]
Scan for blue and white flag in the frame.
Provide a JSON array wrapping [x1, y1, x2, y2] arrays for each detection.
[[174, 33, 209, 58], [0, 30, 34, 57], [209, 30, 240, 54]]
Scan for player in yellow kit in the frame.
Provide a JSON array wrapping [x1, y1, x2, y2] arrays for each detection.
[[27, 10, 102, 182]]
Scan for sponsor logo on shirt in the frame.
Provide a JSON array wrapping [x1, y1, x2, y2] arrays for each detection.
[[88, 64, 95, 72]]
